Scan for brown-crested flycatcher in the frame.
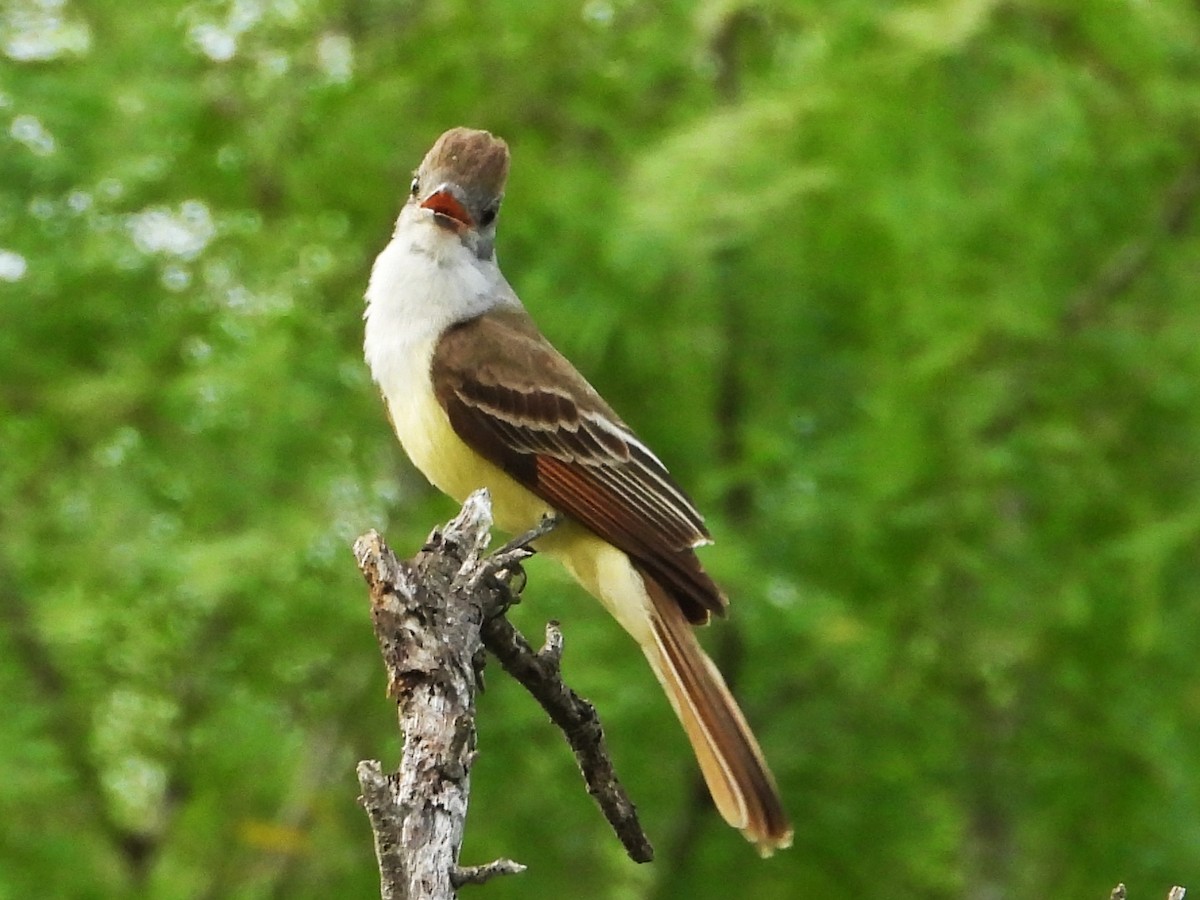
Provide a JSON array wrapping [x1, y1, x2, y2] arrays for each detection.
[[364, 127, 792, 854]]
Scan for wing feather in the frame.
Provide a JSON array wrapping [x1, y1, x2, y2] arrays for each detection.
[[432, 309, 726, 622]]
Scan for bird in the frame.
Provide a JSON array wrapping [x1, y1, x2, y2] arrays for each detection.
[[363, 126, 792, 855]]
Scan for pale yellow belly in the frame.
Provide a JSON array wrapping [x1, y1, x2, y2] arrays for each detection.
[[388, 376, 555, 534], [387, 377, 654, 644]]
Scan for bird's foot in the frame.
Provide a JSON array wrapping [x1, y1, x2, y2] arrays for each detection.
[[492, 511, 562, 563], [479, 512, 562, 614]]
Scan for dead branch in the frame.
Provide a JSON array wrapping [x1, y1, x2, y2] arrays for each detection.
[[352, 490, 652, 899]]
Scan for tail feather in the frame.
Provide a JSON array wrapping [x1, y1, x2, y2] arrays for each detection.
[[640, 573, 793, 856]]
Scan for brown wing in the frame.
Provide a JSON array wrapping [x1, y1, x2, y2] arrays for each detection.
[[431, 307, 726, 623]]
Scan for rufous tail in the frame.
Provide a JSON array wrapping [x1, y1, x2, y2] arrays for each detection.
[[640, 575, 793, 856]]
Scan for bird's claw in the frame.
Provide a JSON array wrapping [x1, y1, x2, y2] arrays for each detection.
[[492, 512, 562, 561], [479, 512, 562, 614], [484, 559, 527, 613]]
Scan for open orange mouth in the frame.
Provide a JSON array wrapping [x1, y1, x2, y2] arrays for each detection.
[[420, 189, 473, 229]]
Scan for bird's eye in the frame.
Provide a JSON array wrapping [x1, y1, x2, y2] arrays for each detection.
[[479, 203, 499, 227], [409, 177, 419, 197]]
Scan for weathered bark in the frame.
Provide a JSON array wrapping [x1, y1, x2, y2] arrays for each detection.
[[352, 493, 508, 900], [352, 490, 651, 900]]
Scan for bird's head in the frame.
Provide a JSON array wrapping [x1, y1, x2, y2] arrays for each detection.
[[408, 127, 510, 260]]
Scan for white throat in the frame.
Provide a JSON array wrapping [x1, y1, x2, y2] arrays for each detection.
[[363, 206, 517, 395]]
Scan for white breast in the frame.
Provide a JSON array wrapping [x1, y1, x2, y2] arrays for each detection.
[[364, 218, 496, 388], [363, 213, 551, 528]]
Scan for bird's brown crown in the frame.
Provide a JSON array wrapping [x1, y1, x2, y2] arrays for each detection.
[[421, 128, 510, 196]]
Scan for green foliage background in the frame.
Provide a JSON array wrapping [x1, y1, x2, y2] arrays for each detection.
[[3, 0, 1199, 897]]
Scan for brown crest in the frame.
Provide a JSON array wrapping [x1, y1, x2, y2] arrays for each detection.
[[421, 128, 510, 196]]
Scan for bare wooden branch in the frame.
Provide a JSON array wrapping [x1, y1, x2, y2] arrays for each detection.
[[353, 493, 517, 900], [352, 490, 653, 899], [451, 859, 527, 888], [356, 761, 413, 899], [480, 615, 655, 862]]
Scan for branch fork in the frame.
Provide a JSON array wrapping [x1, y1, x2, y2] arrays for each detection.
[[353, 491, 651, 899]]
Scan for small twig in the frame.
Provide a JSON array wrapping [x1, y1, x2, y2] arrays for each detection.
[[470, 510, 652, 861], [480, 611, 654, 863], [538, 621, 564, 665], [356, 761, 409, 898], [451, 859, 528, 888]]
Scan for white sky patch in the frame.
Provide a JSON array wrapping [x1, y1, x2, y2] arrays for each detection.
[[2, 0, 92, 62], [95, 426, 141, 467], [316, 32, 353, 83], [258, 48, 290, 78], [189, 23, 237, 62], [229, 0, 267, 31], [94, 687, 176, 833], [10, 113, 57, 156], [582, 0, 614, 26], [0, 249, 28, 282], [186, 0, 266, 62], [66, 189, 92, 214], [128, 201, 216, 261], [160, 264, 192, 292]]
